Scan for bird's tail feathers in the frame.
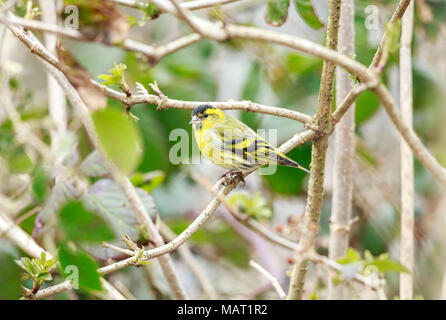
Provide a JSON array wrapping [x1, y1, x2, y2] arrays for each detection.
[[277, 156, 310, 174]]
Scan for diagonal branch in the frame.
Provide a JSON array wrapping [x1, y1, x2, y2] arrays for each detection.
[[249, 260, 286, 300]]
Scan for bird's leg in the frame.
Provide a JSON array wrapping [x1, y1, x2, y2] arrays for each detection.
[[220, 171, 234, 186], [220, 171, 245, 186], [235, 171, 246, 186]]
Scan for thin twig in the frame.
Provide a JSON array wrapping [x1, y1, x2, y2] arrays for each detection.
[[21, 279, 73, 300], [159, 221, 218, 299], [114, 281, 137, 300], [399, 0, 415, 300], [249, 260, 286, 300], [92, 81, 313, 124], [102, 241, 134, 256]]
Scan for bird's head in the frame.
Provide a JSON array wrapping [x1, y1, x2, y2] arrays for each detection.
[[189, 105, 223, 130]]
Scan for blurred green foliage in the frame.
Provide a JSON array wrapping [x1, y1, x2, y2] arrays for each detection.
[[294, 0, 324, 29], [0, 252, 22, 299], [58, 243, 102, 293], [58, 201, 115, 243], [262, 142, 311, 194], [228, 191, 273, 220], [92, 107, 143, 175], [168, 219, 251, 268], [265, 0, 290, 27]]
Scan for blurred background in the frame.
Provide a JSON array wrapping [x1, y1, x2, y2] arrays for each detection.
[[0, 0, 446, 300]]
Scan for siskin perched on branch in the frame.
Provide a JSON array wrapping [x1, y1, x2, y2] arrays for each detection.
[[189, 105, 309, 183]]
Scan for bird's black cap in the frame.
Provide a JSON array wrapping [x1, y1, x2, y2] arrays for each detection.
[[192, 105, 215, 117]]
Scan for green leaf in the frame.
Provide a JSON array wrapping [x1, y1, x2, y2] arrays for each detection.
[[136, 2, 160, 20], [20, 257, 37, 275], [98, 63, 129, 93], [355, 90, 380, 125], [32, 165, 50, 204], [58, 201, 115, 243], [265, 0, 290, 26], [364, 249, 374, 262], [92, 108, 143, 175], [85, 179, 141, 239], [130, 170, 165, 193], [308, 289, 318, 300], [9, 149, 33, 173], [0, 253, 22, 299], [364, 252, 410, 274], [337, 247, 361, 265], [294, 0, 323, 29], [58, 243, 102, 293], [366, 259, 409, 274], [228, 191, 272, 220]]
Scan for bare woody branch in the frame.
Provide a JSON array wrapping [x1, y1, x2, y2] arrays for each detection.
[[93, 81, 313, 124], [399, 0, 415, 300], [21, 279, 73, 300], [328, 0, 356, 300], [249, 260, 286, 300], [287, 0, 341, 300]]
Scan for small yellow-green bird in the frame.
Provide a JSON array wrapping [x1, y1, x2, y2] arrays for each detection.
[[189, 105, 310, 182]]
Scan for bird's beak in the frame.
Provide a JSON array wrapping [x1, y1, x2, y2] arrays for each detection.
[[189, 115, 199, 125]]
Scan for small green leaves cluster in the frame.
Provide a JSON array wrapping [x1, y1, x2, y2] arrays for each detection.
[[307, 289, 319, 300], [333, 248, 409, 286], [98, 63, 130, 96], [130, 170, 165, 193], [121, 234, 151, 267], [129, 2, 160, 27], [18, 252, 57, 293], [228, 191, 272, 220]]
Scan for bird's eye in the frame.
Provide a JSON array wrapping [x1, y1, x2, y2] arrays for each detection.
[[203, 114, 209, 118]]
